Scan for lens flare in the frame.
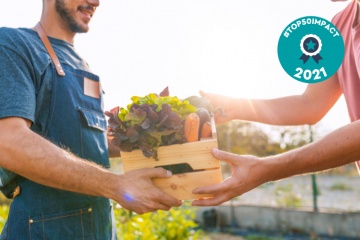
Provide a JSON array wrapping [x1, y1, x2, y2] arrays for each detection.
[[124, 193, 134, 202]]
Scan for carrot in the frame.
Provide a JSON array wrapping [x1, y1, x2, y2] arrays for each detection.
[[200, 122, 212, 138], [184, 113, 200, 142]]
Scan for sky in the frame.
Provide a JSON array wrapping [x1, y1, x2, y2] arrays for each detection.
[[0, 0, 352, 137]]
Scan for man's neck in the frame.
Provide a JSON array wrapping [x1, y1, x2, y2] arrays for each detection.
[[38, 10, 76, 45]]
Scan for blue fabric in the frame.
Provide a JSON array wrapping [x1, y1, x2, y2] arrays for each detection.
[[2, 63, 115, 239], [78, 107, 107, 132], [0, 28, 116, 239], [0, 27, 91, 197]]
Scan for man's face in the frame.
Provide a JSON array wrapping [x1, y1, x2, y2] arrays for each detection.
[[55, 0, 99, 33]]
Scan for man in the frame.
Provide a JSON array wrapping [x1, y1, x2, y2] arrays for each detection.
[[192, 0, 360, 207], [0, 0, 181, 239]]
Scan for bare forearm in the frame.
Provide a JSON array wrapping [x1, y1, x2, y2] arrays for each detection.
[[0, 117, 182, 213], [0, 127, 118, 200], [267, 120, 360, 181], [215, 74, 342, 126], [236, 95, 317, 125]]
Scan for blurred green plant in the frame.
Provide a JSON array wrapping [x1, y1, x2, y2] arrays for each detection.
[[0, 205, 9, 232], [114, 201, 201, 240], [0, 194, 12, 206], [245, 235, 281, 240], [216, 121, 312, 157], [257, 182, 275, 189], [275, 183, 293, 193], [329, 182, 354, 191], [275, 183, 302, 208]]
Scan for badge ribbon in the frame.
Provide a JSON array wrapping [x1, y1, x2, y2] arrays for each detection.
[[299, 34, 323, 64]]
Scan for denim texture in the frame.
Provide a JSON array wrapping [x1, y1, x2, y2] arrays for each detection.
[[1, 63, 116, 239], [0, 27, 91, 198]]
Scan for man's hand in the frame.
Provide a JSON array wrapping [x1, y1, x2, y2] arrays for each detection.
[[0, 117, 181, 213], [192, 118, 360, 207], [191, 149, 270, 206], [200, 90, 240, 124], [115, 168, 183, 214]]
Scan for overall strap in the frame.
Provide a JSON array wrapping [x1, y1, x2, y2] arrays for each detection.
[[34, 23, 66, 76]]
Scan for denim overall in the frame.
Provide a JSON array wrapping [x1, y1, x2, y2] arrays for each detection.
[[4, 26, 117, 240]]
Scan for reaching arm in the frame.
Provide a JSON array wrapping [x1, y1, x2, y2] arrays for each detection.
[[192, 119, 360, 206], [202, 73, 342, 125], [0, 117, 181, 214]]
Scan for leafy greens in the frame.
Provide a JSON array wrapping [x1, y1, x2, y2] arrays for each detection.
[[106, 87, 197, 160]]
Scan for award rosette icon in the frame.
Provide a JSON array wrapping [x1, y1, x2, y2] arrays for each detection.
[[278, 16, 345, 83], [300, 34, 322, 64]]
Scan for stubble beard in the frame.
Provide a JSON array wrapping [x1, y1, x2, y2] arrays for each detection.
[[55, 0, 89, 33]]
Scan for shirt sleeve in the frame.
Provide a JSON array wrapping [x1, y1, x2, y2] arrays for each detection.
[[0, 45, 36, 123]]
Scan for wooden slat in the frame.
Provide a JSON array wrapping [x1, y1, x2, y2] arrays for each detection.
[[152, 169, 222, 200], [121, 139, 219, 173], [210, 116, 217, 140], [119, 115, 222, 200]]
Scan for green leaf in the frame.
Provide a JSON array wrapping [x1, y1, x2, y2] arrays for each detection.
[[118, 107, 129, 122], [125, 110, 146, 125], [127, 103, 133, 111], [131, 96, 141, 104], [149, 93, 158, 101], [177, 105, 197, 120], [149, 129, 177, 142]]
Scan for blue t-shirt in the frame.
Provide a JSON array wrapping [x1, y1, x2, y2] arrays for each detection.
[[0, 27, 91, 198]]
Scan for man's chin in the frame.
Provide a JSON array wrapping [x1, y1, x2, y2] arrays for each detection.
[[69, 22, 90, 33]]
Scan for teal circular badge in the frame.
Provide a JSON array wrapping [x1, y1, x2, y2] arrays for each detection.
[[278, 16, 345, 83]]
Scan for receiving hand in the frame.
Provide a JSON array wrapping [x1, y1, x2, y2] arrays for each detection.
[[199, 90, 240, 124], [116, 168, 182, 214], [192, 149, 270, 206]]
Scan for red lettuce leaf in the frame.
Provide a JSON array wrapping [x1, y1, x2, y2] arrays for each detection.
[[159, 86, 169, 97], [119, 141, 134, 152], [111, 137, 121, 147], [126, 125, 141, 143]]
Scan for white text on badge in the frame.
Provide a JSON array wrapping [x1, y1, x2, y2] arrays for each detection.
[[294, 67, 327, 81], [284, 18, 339, 38]]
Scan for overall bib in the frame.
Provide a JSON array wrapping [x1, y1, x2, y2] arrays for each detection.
[[4, 24, 117, 240]]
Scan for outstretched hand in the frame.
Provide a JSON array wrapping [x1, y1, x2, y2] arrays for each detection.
[[192, 149, 270, 207], [116, 168, 182, 214], [199, 91, 240, 124]]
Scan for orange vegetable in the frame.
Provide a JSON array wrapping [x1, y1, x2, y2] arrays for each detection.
[[200, 122, 212, 138], [184, 113, 200, 142]]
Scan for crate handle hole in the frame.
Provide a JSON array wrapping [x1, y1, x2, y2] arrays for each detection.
[[155, 163, 204, 175]]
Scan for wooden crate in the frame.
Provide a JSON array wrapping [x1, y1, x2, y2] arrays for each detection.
[[121, 117, 222, 200]]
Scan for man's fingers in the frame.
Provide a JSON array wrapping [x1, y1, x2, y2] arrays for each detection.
[[156, 191, 182, 207], [199, 91, 223, 107], [143, 167, 172, 179], [213, 110, 241, 124], [192, 192, 233, 207], [200, 90, 219, 99], [152, 203, 171, 211], [211, 149, 241, 165], [199, 90, 219, 100], [192, 178, 234, 195], [199, 91, 218, 101]]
